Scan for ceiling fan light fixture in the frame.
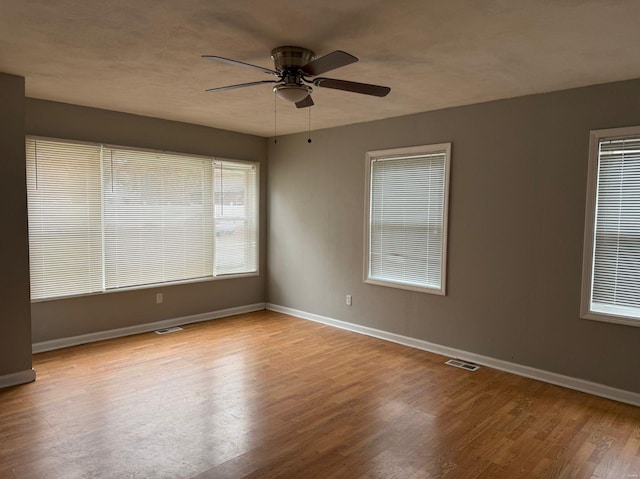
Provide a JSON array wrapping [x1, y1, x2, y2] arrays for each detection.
[[273, 84, 312, 103]]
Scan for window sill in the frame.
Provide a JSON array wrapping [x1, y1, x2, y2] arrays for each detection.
[[364, 277, 445, 295], [581, 311, 640, 328], [31, 271, 260, 303]]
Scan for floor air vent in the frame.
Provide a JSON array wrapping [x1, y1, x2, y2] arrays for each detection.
[[445, 359, 479, 371], [154, 326, 183, 335]]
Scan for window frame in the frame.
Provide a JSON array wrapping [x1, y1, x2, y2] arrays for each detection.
[[581, 126, 640, 327], [363, 143, 451, 295], [26, 136, 260, 302]]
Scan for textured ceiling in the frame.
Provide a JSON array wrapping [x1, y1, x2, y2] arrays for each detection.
[[2, 0, 640, 137]]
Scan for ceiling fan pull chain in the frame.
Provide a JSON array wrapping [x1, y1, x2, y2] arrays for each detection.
[[274, 91, 278, 144], [307, 107, 312, 144]]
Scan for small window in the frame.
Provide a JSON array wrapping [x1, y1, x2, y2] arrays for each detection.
[[364, 143, 451, 294], [581, 127, 640, 326]]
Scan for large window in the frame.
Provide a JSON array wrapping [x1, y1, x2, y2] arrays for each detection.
[[581, 127, 640, 327], [26, 137, 259, 301], [364, 143, 451, 294]]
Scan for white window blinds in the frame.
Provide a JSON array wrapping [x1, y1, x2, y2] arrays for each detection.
[[589, 135, 640, 320], [366, 144, 450, 294], [103, 147, 214, 289], [26, 137, 259, 301], [214, 161, 258, 275], [26, 138, 103, 299]]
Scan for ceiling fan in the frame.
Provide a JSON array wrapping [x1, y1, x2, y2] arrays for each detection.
[[202, 46, 391, 108]]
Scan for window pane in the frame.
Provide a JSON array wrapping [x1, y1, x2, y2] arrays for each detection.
[[103, 148, 214, 289], [366, 146, 450, 294], [591, 137, 640, 319], [214, 162, 258, 275], [26, 138, 103, 300]]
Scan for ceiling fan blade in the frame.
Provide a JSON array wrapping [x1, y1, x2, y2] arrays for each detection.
[[202, 55, 278, 76], [205, 80, 278, 93], [313, 78, 390, 97], [295, 95, 314, 109], [301, 50, 358, 76]]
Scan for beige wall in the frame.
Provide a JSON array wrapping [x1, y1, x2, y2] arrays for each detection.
[[267, 78, 640, 394], [0, 73, 32, 377], [26, 99, 267, 342], [9, 78, 640, 395]]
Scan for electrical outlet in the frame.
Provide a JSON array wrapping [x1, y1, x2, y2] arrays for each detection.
[[346, 294, 352, 306], [156, 293, 163, 304]]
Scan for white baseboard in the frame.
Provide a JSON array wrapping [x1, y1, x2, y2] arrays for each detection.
[[266, 303, 640, 407], [33, 303, 266, 354], [0, 368, 36, 389]]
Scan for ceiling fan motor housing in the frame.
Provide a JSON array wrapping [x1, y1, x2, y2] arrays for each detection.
[[271, 46, 315, 72], [271, 46, 315, 102]]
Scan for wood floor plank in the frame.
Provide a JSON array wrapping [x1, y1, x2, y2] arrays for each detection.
[[1, 310, 639, 478]]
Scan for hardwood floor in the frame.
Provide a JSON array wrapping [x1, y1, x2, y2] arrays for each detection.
[[1, 310, 639, 478]]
